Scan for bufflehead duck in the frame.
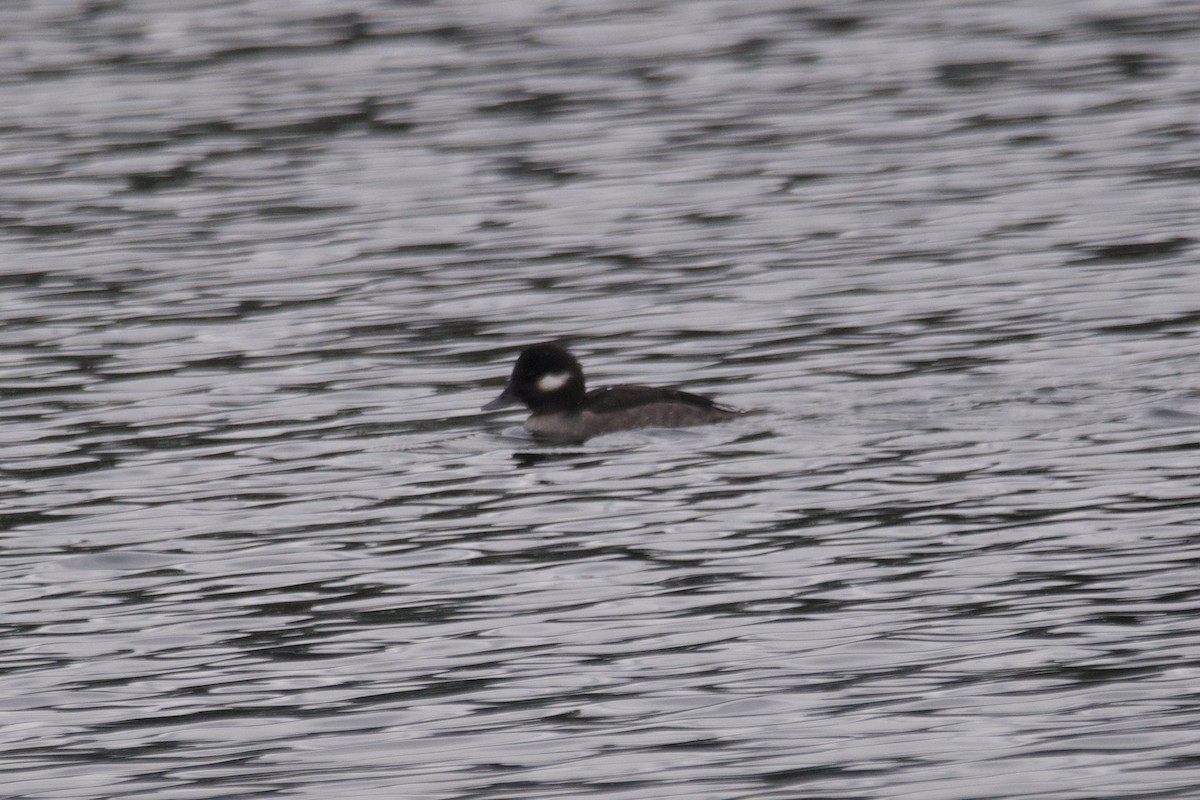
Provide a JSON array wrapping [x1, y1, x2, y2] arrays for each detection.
[[483, 342, 743, 441]]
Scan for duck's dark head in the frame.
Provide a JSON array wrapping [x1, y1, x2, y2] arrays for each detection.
[[483, 342, 587, 413]]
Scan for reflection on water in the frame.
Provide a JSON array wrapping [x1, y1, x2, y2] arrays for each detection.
[[2, 0, 1199, 798]]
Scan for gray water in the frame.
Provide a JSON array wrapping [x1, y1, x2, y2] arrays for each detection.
[[3, 1, 1200, 798]]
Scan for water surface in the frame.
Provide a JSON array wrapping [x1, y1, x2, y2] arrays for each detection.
[[2, 1, 1199, 798]]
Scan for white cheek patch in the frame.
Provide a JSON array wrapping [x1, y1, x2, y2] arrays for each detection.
[[536, 372, 571, 392]]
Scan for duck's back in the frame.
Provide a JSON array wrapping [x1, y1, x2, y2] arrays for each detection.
[[585, 384, 737, 416]]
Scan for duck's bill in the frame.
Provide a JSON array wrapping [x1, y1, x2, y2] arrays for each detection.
[[483, 384, 518, 411]]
